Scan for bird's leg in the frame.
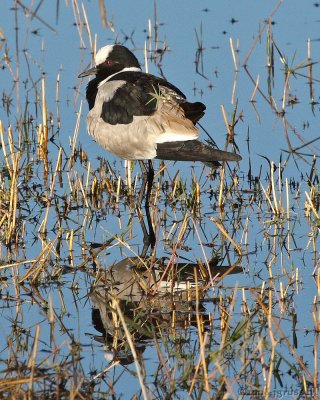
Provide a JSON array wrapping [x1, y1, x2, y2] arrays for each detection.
[[138, 160, 147, 208], [137, 207, 151, 258], [145, 160, 154, 209], [137, 160, 154, 209], [137, 160, 156, 253], [145, 160, 156, 250]]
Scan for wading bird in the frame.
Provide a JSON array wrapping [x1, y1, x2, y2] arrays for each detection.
[[79, 44, 241, 248]]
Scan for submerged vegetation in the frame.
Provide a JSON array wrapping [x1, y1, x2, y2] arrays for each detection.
[[0, 0, 320, 398]]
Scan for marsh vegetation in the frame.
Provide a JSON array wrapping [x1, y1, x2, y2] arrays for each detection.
[[0, 1, 319, 398]]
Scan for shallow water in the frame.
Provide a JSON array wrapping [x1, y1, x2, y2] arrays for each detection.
[[0, 1, 320, 398]]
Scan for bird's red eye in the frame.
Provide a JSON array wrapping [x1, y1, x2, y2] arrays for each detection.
[[105, 59, 114, 66]]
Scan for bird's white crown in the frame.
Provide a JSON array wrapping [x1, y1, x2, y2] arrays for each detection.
[[95, 45, 114, 66]]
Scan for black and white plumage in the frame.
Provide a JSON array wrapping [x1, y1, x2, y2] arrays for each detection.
[[78, 44, 242, 166]]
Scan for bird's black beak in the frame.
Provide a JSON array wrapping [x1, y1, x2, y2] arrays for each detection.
[[78, 66, 98, 78]]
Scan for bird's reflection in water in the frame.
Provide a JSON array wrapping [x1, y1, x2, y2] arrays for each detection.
[[90, 255, 242, 365]]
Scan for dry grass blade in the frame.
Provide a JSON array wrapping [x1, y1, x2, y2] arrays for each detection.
[[0, 375, 49, 391], [98, 0, 109, 29], [0, 121, 13, 179], [27, 324, 41, 394], [305, 191, 320, 220], [250, 74, 260, 102], [114, 300, 149, 400], [18, 233, 59, 283], [210, 217, 242, 279], [229, 37, 238, 72], [82, 3, 93, 51], [195, 269, 210, 396]]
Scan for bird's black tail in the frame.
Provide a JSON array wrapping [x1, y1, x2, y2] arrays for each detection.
[[156, 140, 241, 168]]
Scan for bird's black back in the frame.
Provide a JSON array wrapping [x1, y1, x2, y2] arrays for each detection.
[[86, 70, 206, 126]]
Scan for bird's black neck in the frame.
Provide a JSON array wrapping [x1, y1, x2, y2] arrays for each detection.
[[86, 78, 100, 110], [85, 70, 112, 110]]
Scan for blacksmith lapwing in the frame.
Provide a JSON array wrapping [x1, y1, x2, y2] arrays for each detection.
[[78, 44, 241, 208]]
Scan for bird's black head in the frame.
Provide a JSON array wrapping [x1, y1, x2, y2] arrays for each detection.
[[78, 44, 141, 79]]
